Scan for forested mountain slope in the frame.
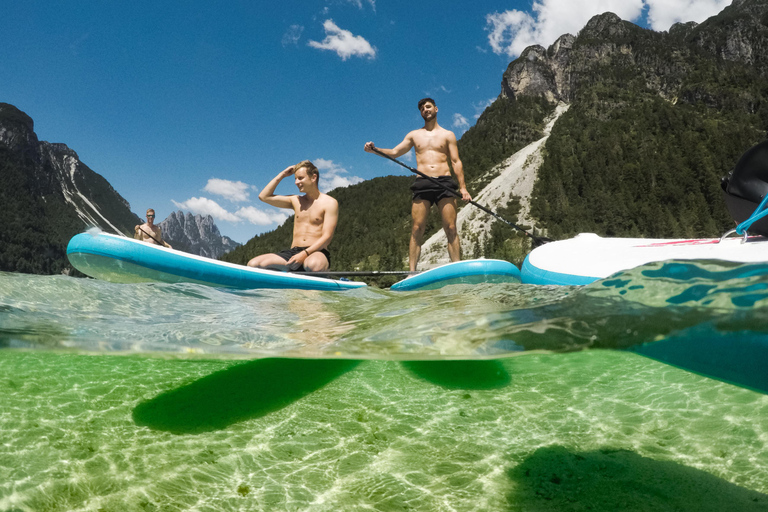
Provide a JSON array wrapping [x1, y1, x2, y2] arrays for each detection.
[[0, 103, 140, 274]]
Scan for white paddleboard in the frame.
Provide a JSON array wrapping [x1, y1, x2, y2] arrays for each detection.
[[522, 233, 768, 285]]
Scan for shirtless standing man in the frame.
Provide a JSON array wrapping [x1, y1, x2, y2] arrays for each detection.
[[134, 208, 172, 248], [365, 97, 471, 271], [248, 160, 338, 272]]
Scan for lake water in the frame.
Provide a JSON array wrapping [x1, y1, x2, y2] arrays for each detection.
[[1, 260, 767, 511]]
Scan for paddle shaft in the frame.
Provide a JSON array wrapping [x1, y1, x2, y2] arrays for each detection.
[[370, 147, 551, 246], [139, 226, 165, 246], [294, 270, 420, 277]]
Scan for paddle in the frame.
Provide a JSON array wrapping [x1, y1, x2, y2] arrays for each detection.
[[138, 226, 165, 246], [292, 270, 419, 277], [370, 147, 552, 247]]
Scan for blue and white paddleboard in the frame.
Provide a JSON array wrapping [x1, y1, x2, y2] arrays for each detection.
[[522, 233, 768, 286], [67, 231, 367, 291], [390, 259, 521, 291]]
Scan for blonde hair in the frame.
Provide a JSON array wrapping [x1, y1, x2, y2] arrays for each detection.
[[294, 160, 319, 180]]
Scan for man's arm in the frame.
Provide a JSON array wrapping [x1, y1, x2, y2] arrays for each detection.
[[259, 166, 298, 209], [364, 134, 414, 159], [134, 225, 142, 240], [156, 231, 172, 249], [447, 132, 472, 202]]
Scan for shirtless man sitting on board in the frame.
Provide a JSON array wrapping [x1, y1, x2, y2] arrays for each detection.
[[134, 208, 172, 248], [365, 97, 472, 271], [248, 160, 338, 272]]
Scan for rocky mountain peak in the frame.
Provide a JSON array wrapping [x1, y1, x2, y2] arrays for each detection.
[[500, 3, 768, 108], [0, 103, 39, 153], [669, 21, 699, 39], [158, 211, 240, 259], [580, 12, 630, 39], [500, 34, 573, 103]]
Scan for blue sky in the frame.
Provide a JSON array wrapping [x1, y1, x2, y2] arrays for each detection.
[[2, 0, 729, 243]]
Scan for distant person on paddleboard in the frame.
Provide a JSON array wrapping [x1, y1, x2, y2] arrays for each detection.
[[364, 97, 471, 271], [248, 160, 338, 272], [134, 208, 172, 248]]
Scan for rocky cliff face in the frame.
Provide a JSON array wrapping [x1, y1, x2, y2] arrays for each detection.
[[0, 103, 140, 274], [158, 211, 240, 259], [500, 1, 768, 106], [688, 0, 768, 74], [507, 0, 768, 241]]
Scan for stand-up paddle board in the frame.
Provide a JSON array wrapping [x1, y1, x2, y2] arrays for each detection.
[[390, 259, 521, 291], [522, 233, 768, 286], [67, 231, 367, 291]]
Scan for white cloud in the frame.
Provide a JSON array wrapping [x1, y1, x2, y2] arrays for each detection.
[[172, 197, 241, 222], [173, 197, 289, 227], [452, 113, 470, 134], [314, 158, 364, 192], [346, 0, 376, 10], [203, 178, 253, 203], [484, 0, 728, 58], [645, 0, 730, 31], [308, 19, 377, 61], [282, 24, 304, 46], [235, 206, 289, 226]]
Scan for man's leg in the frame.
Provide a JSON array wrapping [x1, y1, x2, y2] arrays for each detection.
[[303, 252, 329, 272], [437, 197, 460, 262], [410, 200, 430, 271], [247, 253, 289, 270]]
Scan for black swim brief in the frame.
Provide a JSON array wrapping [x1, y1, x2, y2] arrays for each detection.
[[410, 176, 459, 205], [275, 246, 331, 269]]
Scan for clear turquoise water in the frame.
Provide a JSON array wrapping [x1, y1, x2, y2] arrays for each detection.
[[1, 260, 767, 511]]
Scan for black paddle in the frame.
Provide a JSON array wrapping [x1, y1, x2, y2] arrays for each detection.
[[370, 147, 552, 247], [294, 270, 419, 276], [139, 226, 165, 246]]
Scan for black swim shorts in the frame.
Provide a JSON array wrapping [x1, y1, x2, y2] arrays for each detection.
[[410, 176, 459, 205], [276, 246, 331, 268]]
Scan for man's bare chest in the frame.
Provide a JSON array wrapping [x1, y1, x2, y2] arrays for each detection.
[[141, 225, 161, 239], [413, 133, 448, 153], [296, 201, 325, 225]]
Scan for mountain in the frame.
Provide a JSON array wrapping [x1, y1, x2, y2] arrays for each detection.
[[519, 1, 768, 240], [158, 210, 240, 259], [0, 103, 140, 274], [226, 0, 768, 273]]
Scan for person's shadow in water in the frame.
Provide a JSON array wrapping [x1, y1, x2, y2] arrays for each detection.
[[507, 445, 768, 511], [401, 359, 512, 389], [132, 358, 359, 434], [132, 358, 512, 434]]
